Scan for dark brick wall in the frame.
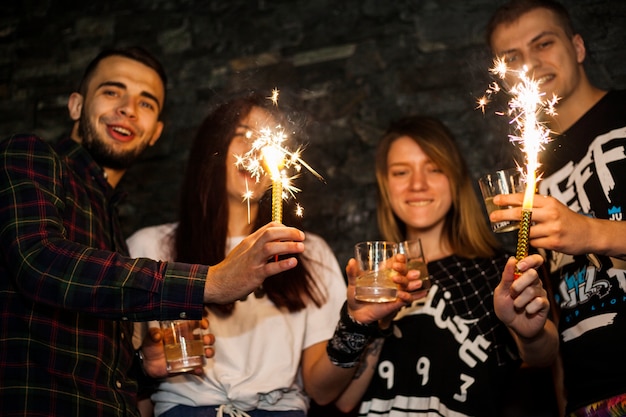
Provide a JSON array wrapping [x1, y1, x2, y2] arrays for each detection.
[[1, 0, 625, 267]]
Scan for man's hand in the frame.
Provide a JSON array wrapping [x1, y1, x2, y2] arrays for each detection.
[[203, 222, 305, 304], [491, 193, 593, 255]]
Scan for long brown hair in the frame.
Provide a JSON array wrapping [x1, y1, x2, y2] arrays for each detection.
[[375, 116, 500, 259], [174, 93, 324, 314]]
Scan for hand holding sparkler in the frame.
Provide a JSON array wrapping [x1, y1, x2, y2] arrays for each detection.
[[493, 253, 558, 367]]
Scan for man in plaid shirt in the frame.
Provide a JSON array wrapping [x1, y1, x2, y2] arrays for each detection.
[[0, 46, 305, 417]]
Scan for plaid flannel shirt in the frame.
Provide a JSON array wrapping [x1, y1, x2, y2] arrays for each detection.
[[0, 134, 207, 417]]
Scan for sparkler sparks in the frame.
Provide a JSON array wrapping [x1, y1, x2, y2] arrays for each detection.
[[480, 57, 559, 274], [295, 203, 304, 217], [235, 89, 323, 223], [242, 181, 254, 225], [268, 88, 280, 106]]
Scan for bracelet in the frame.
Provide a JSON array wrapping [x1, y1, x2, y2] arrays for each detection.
[[326, 302, 382, 368]]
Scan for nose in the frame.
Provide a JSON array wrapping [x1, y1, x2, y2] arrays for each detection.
[[117, 96, 137, 119], [410, 170, 428, 190], [523, 51, 541, 74]]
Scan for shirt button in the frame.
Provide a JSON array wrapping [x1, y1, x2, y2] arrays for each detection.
[[116, 380, 122, 389], [179, 312, 187, 319]]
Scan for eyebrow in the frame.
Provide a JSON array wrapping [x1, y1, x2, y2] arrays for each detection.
[[388, 161, 415, 169], [498, 30, 558, 56], [529, 30, 557, 46], [96, 81, 162, 112]]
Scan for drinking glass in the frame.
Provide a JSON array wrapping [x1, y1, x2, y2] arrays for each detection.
[[398, 239, 430, 290], [354, 241, 398, 303], [160, 320, 206, 373], [478, 168, 525, 233]]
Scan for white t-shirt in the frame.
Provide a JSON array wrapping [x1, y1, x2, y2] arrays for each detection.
[[126, 223, 346, 415]]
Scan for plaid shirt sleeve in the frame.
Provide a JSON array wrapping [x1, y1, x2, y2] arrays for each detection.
[[0, 134, 206, 319]]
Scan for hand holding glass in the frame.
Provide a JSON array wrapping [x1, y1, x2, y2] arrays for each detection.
[[398, 239, 430, 290], [354, 241, 398, 303], [160, 320, 208, 373]]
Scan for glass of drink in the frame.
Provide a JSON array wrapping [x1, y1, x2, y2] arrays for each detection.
[[478, 168, 525, 233], [160, 320, 206, 373], [354, 241, 398, 303], [398, 239, 430, 291]]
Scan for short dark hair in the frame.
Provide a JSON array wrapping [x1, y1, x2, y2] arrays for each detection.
[[77, 46, 167, 108], [486, 0, 575, 49]]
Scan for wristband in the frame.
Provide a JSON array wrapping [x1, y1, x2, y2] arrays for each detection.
[[326, 302, 381, 368]]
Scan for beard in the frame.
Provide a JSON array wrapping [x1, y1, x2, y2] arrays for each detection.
[[78, 112, 150, 170]]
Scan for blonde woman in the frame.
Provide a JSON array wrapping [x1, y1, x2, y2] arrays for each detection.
[[336, 115, 558, 417]]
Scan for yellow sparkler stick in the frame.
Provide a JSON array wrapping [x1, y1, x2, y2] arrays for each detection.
[[515, 156, 537, 275], [272, 180, 283, 222], [261, 144, 285, 223]]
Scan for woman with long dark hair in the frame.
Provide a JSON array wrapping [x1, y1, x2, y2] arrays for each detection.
[[129, 95, 419, 417]]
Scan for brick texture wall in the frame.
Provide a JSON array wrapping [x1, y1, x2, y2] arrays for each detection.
[[1, 0, 625, 267]]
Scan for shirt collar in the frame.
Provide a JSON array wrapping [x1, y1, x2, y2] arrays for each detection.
[[54, 136, 126, 203]]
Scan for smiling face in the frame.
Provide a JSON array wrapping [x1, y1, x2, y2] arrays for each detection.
[[226, 106, 273, 206], [68, 55, 165, 172], [489, 7, 586, 105], [385, 136, 451, 236]]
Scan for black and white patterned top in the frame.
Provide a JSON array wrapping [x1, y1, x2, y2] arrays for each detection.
[[359, 252, 519, 417]]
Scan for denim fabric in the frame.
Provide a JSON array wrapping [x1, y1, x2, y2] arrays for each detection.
[[161, 404, 306, 417]]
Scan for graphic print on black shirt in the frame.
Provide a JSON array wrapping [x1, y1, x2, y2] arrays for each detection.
[[358, 254, 516, 417], [536, 90, 626, 411]]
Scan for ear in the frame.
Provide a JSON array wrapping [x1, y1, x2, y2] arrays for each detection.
[[149, 120, 164, 146], [572, 34, 586, 64], [68, 92, 83, 121]]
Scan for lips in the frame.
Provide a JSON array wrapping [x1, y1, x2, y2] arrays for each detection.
[[407, 200, 431, 207], [107, 124, 135, 142], [536, 74, 555, 84]]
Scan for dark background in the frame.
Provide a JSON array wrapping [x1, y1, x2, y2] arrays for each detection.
[[2, 1, 625, 416], [2, 0, 625, 266]]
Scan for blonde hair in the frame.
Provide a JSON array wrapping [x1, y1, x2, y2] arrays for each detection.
[[375, 116, 500, 259]]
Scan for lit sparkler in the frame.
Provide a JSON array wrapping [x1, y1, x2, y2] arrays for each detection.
[[479, 57, 558, 275], [235, 89, 323, 224]]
